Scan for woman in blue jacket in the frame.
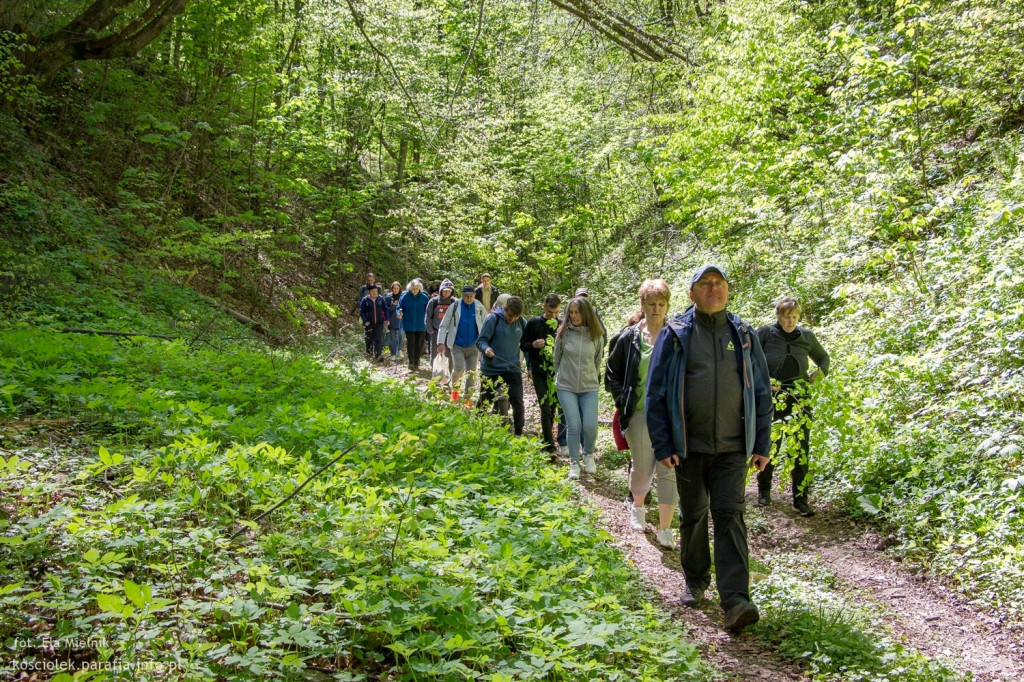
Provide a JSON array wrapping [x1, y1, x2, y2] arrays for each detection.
[[397, 279, 430, 371]]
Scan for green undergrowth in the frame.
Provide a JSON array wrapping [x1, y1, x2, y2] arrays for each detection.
[[750, 553, 967, 682], [0, 329, 707, 680]]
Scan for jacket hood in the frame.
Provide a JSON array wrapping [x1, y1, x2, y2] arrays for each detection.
[[439, 279, 455, 295]]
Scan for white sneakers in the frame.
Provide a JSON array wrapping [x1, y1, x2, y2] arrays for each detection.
[[567, 462, 580, 480], [629, 505, 645, 531], [655, 528, 675, 549], [627, 502, 675, 547], [583, 454, 596, 475]]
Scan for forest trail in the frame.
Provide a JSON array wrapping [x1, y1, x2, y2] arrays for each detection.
[[383, 356, 1024, 681], [583, 478, 1024, 681]]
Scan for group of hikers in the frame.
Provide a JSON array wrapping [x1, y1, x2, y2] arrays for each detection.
[[357, 265, 830, 633]]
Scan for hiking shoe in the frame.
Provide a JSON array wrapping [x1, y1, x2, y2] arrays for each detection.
[[655, 528, 675, 549], [583, 454, 596, 475], [629, 505, 645, 531], [567, 462, 580, 480], [679, 585, 707, 608], [794, 500, 815, 517], [723, 602, 760, 632], [757, 492, 771, 507]]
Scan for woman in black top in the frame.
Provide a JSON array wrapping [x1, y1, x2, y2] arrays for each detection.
[[756, 297, 831, 516]]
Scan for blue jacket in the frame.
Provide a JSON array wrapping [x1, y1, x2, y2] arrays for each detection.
[[359, 295, 389, 326], [476, 307, 526, 375], [645, 307, 773, 461], [397, 290, 429, 332]]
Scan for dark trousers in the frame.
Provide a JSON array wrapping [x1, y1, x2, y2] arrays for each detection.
[[364, 323, 385, 359], [405, 330, 426, 368], [676, 451, 751, 611], [477, 371, 524, 436], [757, 390, 811, 503], [529, 367, 556, 451]]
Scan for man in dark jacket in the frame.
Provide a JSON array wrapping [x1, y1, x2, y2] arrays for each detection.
[[359, 284, 388, 360], [646, 265, 773, 633], [520, 294, 561, 454], [474, 273, 501, 312], [476, 296, 526, 436]]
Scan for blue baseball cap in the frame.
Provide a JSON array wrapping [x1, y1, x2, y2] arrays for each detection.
[[690, 265, 729, 289]]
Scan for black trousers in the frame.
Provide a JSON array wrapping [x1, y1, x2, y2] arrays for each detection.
[[364, 323, 385, 359], [405, 330, 426, 368], [757, 390, 811, 503], [529, 367, 556, 451], [477, 371, 524, 436], [676, 451, 751, 611]]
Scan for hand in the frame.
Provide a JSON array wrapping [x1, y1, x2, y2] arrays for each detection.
[[809, 370, 821, 384], [364, 322, 370, 328], [771, 385, 781, 394], [532, 338, 546, 348], [484, 348, 495, 358], [437, 344, 446, 356], [659, 454, 681, 468], [750, 454, 770, 472]]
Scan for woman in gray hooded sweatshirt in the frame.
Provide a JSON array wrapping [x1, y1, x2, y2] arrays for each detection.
[[554, 296, 605, 480]]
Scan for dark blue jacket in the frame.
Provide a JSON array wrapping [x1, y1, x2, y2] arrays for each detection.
[[359, 295, 389, 326], [645, 307, 773, 461], [397, 290, 429, 332]]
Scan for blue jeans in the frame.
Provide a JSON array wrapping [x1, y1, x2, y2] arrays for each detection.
[[387, 320, 403, 357], [556, 390, 598, 464]]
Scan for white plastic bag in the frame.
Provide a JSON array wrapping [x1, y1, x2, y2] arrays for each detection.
[[431, 353, 451, 385]]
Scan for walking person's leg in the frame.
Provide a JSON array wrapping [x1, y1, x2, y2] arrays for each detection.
[[372, 324, 385, 359], [708, 451, 754, 612], [556, 390, 582, 466], [505, 371, 524, 436], [676, 453, 712, 597]]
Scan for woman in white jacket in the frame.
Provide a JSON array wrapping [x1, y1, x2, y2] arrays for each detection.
[[554, 296, 605, 480]]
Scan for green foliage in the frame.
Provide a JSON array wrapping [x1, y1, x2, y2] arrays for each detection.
[[753, 555, 965, 681], [0, 328, 706, 679]]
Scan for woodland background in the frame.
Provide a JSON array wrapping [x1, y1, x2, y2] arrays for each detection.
[[1, 0, 1023, 679]]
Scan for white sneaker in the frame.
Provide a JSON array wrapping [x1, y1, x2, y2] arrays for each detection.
[[567, 463, 580, 480], [583, 454, 596, 475], [629, 505, 646, 531], [655, 528, 675, 549]]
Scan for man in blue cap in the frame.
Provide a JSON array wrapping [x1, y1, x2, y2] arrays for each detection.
[[645, 264, 773, 633]]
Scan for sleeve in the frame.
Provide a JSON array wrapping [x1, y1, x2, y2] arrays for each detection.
[[593, 335, 603, 376], [552, 334, 563, 372], [437, 302, 455, 345], [520, 319, 539, 355], [604, 331, 627, 401], [397, 292, 406, 315], [476, 313, 497, 354], [806, 330, 831, 376], [424, 298, 434, 328], [756, 325, 770, 347], [645, 326, 677, 461], [749, 325, 775, 457]]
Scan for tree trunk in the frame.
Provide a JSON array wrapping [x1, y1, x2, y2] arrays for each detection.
[[15, 0, 189, 81]]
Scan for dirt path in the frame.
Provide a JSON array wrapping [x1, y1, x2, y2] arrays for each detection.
[[380, 356, 1024, 681]]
